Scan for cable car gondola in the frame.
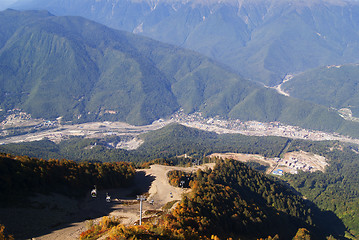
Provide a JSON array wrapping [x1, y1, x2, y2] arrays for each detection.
[[91, 185, 97, 198], [106, 192, 111, 202]]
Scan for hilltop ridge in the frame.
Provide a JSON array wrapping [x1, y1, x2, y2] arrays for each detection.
[[11, 0, 359, 86], [2, 10, 359, 136]]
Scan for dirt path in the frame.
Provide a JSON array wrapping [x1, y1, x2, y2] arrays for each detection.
[[145, 165, 192, 206], [271, 74, 293, 97], [31, 164, 211, 240], [35, 222, 86, 240]]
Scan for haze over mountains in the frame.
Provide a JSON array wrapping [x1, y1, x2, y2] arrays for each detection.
[[2, 9, 359, 136], [3, 0, 359, 136], [10, 0, 359, 86], [1, 3, 359, 239]]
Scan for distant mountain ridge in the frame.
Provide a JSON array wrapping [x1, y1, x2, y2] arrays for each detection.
[[2, 10, 359, 137], [11, 0, 359, 86]]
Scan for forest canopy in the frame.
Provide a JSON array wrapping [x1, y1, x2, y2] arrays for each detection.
[[80, 160, 347, 240], [0, 153, 136, 203]]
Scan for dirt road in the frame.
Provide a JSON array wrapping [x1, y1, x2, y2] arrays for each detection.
[[29, 164, 209, 240]]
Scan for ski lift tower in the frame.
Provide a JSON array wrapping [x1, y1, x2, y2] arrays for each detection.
[[137, 195, 146, 225]]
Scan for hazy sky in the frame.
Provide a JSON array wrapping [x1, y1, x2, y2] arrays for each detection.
[[2, 0, 359, 10], [2, 0, 17, 5], [0, 0, 22, 10]]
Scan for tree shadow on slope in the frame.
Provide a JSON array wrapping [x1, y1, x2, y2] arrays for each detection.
[[0, 171, 156, 239]]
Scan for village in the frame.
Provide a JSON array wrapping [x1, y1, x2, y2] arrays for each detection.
[[170, 109, 359, 144], [1, 108, 359, 148], [0, 109, 58, 139]]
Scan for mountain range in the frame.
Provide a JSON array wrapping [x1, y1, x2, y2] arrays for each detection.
[[0, 2, 358, 239], [10, 0, 359, 86], [2, 9, 359, 137]]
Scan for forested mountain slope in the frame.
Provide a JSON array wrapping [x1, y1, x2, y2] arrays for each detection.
[[1, 10, 359, 136], [284, 139, 359, 238], [0, 153, 136, 238], [282, 64, 359, 118], [0, 153, 136, 202], [11, 0, 359, 86], [80, 160, 348, 239], [1, 124, 358, 238]]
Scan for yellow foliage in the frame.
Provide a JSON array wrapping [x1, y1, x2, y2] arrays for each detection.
[[211, 235, 221, 240], [293, 228, 311, 240], [0, 224, 14, 240]]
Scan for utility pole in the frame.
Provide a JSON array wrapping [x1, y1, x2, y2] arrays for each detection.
[[137, 195, 146, 225]]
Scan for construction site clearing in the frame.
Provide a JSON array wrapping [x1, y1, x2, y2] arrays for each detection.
[[209, 151, 328, 175]]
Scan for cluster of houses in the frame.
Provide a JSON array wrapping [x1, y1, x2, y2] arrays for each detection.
[[1, 109, 32, 127], [271, 155, 324, 176], [170, 109, 347, 142]]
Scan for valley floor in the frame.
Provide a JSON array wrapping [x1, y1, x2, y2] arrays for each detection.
[[1, 110, 359, 149]]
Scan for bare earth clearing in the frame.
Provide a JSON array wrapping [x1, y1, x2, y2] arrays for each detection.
[[2, 164, 212, 240], [210, 151, 328, 175], [2, 110, 359, 150], [0, 120, 166, 149]]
